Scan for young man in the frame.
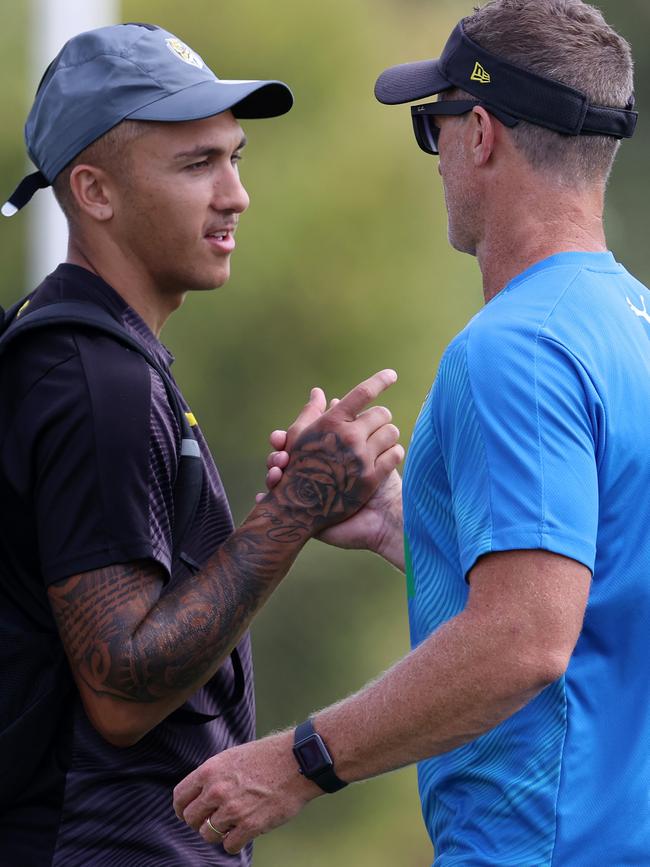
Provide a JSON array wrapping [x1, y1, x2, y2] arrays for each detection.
[[0, 23, 402, 866], [174, 2, 649, 864]]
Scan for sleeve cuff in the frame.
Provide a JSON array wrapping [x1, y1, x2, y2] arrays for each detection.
[[42, 540, 172, 586], [461, 526, 596, 578]]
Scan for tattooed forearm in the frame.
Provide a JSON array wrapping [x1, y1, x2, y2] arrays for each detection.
[[48, 564, 160, 701], [49, 430, 372, 709]]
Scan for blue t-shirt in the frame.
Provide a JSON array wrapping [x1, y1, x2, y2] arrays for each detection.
[[403, 252, 650, 865]]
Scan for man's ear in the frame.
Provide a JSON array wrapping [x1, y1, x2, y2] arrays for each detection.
[[469, 106, 496, 167], [68, 164, 114, 222]]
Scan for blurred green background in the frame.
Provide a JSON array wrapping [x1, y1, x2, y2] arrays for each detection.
[[1, 2, 648, 865]]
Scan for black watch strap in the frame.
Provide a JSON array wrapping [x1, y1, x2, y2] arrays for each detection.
[[293, 718, 348, 794]]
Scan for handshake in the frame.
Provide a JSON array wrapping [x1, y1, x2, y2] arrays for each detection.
[[255, 368, 405, 563]]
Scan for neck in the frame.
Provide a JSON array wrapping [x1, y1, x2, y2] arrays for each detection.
[[476, 176, 608, 304], [66, 234, 184, 337]]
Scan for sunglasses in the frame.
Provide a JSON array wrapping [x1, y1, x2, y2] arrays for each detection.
[[411, 99, 519, 155]]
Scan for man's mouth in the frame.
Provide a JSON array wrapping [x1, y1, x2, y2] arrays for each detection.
[[205, 228, 236, 253]]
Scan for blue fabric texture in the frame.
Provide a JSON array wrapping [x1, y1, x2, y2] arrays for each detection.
[[403, 251, 650, 864]]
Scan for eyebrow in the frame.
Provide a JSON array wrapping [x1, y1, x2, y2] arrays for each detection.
[[173, 136, 248, 160]]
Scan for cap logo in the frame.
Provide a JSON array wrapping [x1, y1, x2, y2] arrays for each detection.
[[165, 37, 204, 70], [470, 61, 491, 84]]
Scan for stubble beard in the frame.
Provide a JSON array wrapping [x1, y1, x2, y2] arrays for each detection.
[[445, 185, 479, 257]]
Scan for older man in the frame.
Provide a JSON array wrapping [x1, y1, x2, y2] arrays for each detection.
[[0, 23, 401, 867], [174, 2, 648, 863]]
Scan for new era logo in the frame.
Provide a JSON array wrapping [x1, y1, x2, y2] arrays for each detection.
[[471, 61, 491, 84]]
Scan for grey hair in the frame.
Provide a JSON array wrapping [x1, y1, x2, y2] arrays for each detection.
[[462, 0, 634, 186]]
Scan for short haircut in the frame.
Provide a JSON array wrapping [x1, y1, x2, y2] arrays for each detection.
[[461, 0, 634, 186], [52, 120, 150, 223]]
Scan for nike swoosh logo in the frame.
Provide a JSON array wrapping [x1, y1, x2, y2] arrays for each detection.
[[626, 294, 650, 325]]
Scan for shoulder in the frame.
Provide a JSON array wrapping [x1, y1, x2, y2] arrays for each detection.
[[459, 260, 612, 380], [1, 327, 156, 463], [2, 324, 151, 400]]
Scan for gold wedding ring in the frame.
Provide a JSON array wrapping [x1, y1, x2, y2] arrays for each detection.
[[206, 816, 225, 838]]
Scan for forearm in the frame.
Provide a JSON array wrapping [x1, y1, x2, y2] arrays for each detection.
[[51, 495, 313, 743], [313, 610, 554, 782], [50, 372, 401, 745], [173, 551, 587, 852]]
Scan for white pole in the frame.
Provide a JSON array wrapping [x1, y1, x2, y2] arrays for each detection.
[[29, 0, 119, 288]]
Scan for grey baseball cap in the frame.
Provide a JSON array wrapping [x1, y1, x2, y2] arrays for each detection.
[[2, 22, 293, 217]]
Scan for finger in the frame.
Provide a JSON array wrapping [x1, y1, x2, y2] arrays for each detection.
[[200, 816, 230, 846], [179, 781, 221, 831], [173, 779, 203, 820], [266, 450, 289, 470], [329, 398, 339, 409], [269, 429, 287, 450], [354, 405, 393, 436], [255, 492, 265, 503], [266, 466, 283, 488], [367, 423, 400, 458], [334, 369, 397, 420], [223, 826, 252, 855], [286, 387, 327, 445], [374, 444, 405, 482], [184, 802, 211, 832]]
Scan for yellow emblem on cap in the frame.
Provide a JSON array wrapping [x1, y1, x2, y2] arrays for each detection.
[[471, 61, 491, 84], [165, 37, 204, 70]]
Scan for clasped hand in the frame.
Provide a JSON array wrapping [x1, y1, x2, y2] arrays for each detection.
[[259, 368, 404, 549]]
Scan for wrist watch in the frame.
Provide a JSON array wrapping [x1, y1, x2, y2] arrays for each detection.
[[292, 718, 348, 793]]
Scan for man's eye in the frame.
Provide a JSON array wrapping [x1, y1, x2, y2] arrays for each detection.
[[187, 160, 209, 171], [232, 153, 243, 165]]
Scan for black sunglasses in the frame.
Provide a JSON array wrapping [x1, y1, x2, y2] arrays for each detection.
[[410, 100, 519, 156]]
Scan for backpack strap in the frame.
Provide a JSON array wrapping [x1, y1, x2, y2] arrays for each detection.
[[0, 300, 202, 559]]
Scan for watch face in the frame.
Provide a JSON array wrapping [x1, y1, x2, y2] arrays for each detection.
[[295, 734, 330, 776]]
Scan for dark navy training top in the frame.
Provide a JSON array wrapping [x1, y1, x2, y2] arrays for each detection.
[[0, 264, 254, 866]]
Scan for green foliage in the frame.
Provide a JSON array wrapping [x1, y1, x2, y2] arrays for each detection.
[[1, 1, 648, 864]]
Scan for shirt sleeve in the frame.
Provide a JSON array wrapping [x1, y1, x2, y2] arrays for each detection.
[[433, 321, 601, 577], [10, 331, 178, 584]]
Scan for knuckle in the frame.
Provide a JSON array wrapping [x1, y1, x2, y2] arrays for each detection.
[[205, 783, 223, 802], [356, 384, 373, 405], [340, 425, 360, 449]]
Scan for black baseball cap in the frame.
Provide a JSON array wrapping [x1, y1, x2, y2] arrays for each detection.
[[375, 20, 637, 155], [2, 23, 293, 217]]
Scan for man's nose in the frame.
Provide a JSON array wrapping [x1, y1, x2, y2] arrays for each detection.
[[213, 166, 250, 214]]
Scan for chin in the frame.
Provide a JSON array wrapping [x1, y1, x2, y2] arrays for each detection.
[[448, 226, 477, 257], [188, 266, 232, 292]]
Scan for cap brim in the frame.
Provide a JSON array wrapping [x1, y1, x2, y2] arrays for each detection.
[[127, 78, 293, 122], [374, 59, 451, 105]]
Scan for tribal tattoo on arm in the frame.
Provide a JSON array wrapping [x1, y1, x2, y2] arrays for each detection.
[[48, 429, 371, 708]]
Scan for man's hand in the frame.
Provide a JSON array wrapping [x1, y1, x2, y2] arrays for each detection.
[[173, 731, 320, 854], [256, 387, 405, 569], [261, 370, 403, 537]]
